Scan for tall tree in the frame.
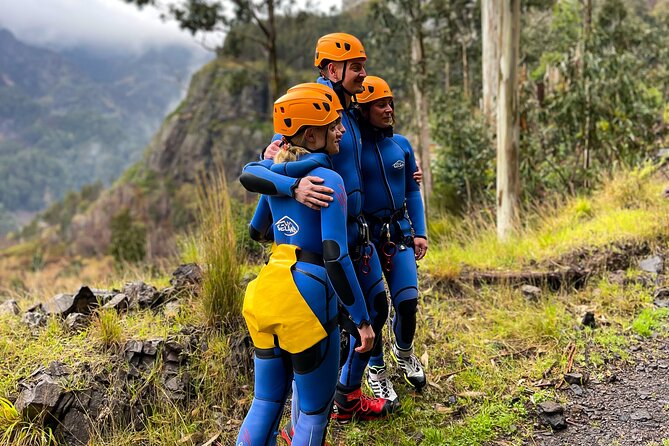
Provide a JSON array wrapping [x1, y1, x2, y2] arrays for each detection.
[[407, 0, 433, 212], [370, 0, 434, 212], [123, 0, 284, 103], [496, 0, 521, 240], [481, 0, 500, 125]]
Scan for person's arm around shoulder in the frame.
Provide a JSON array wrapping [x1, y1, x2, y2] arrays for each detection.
[[318, 169, 374, 353], [239, 159, 334, 210]]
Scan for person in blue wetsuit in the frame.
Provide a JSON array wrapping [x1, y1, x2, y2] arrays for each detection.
[[236, 88, 375, 446], [355, 76, 429, 402], [239, 33, 395, 426]]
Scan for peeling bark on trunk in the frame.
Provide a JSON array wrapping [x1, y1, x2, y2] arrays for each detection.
[[412, 32, 432, 216], [496, 0, 521, 240], [482, 0, 500, 126]]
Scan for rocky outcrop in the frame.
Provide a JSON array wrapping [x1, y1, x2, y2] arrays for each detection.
[[67, 59, 275, 258], [145, 59, 272, 185]]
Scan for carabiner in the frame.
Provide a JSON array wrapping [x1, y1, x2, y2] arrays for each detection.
[[382, 240, 397, 272]]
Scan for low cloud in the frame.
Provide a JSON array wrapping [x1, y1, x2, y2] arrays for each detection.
[[0, 0, 205, 52]]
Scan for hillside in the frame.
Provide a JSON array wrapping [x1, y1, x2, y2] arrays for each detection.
[[0, 28, 207, 223], [1, 166, 669, 445]]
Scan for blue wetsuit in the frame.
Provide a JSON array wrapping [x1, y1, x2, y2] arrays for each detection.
[[239, 79, 389, 391], [357, 123, 427, 367], [236, 153, 370, 446]]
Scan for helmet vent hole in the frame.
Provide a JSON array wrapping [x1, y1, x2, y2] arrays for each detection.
[[313, 103, 321, 110], [344, 43, 351, 51], [284, 118, 292, 127], [280, 107, 285, 113], [368, 86, 375, 93], [325, 93, 333, 101], [322, 102, 331, 112], [335, 42, 341, 48]]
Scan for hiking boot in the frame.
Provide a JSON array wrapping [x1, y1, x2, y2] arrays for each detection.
[[391, 343, 427, 390], [278, 420, 294, 444], [366, 365, 399, 404], [331, 386, 394, 422]]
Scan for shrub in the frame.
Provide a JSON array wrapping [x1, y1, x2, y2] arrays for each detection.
[[195, 170, 245, 329]]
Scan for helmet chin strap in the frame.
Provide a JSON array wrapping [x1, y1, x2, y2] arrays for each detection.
[[331, 60, 355, 102]]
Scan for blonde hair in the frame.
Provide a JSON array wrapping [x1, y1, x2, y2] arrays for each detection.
[[274, 141, 310, 163], [274, 126, 322, 163]]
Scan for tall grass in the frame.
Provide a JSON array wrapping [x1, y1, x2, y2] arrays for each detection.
[[426, 166, 669, 275], [0, 397, 57, 446], [194, 168, 245, 329]]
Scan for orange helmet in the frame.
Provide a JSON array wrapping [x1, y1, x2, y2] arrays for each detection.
[[287, 83, 343, 110], [355, 76, 393, 104], [314, 33, 366, 68], [273, 88, 343, 137]]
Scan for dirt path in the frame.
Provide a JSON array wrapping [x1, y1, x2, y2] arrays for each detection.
[[533, 336, 669, 446]]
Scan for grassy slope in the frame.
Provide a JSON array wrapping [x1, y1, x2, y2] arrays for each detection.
[[1, 166, 669, 445]]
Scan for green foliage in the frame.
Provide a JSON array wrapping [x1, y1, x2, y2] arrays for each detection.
[[431, 90, 494, 212], [631, 308, 669, 337], [109, 208, 147, 264], [0, 397, 57, 446]]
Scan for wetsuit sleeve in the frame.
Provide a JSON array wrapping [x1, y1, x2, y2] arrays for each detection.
[[248, 195, 274, 243], [239, 159, 301, 197], [320, 171, 370, 327], [402, 138, 427, 239]]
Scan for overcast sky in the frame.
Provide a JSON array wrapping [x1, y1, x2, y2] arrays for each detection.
[[0, 0, 341, 53]]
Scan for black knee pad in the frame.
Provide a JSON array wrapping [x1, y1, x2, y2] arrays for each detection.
[[398, 299, 418, 317], [372, 292, 389, 328], [397, 299, 418, 343]]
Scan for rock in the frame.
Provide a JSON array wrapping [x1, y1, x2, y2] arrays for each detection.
[[521, 285, 542, 301], [170, 263, 203, 290], [60, 408, 90, 446], [65, 313, 89, 331], [564, 372, 587, 385], [21, 310, 47, 328], [570, 384, 584, 396], [630, 409, 652, 421], [639, 256, 664, 274], [46, 361, 72, 377], [537, 401, 567, 431], [123, 282, 159, 309], [15, 375, 63, 417], [43, 286, 98, 317], [538, 401, 564, 414], [582, 311, 597, 328], [0, 299, 21, 316], [102, 293, 128, 312], [142, 339, 162, 356]]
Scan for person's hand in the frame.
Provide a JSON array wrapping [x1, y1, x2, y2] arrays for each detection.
[[293, 176, 334, 210], [355, 323, 375, 353], [414, 237, 428, 261], [263, 140, 282, 160], [413, 164, 423, 185]]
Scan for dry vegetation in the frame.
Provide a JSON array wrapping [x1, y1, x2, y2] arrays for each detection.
[[1, 167, 669, 445]]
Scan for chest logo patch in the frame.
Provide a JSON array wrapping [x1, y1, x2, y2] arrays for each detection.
[[393, 160, 405, 170], [276, 216, 300, 236]]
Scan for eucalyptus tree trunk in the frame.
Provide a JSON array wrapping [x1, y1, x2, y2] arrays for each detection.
[[481, 0, 500, 125], [409, 0, 432, 216], [496, 0, 521, 240]]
